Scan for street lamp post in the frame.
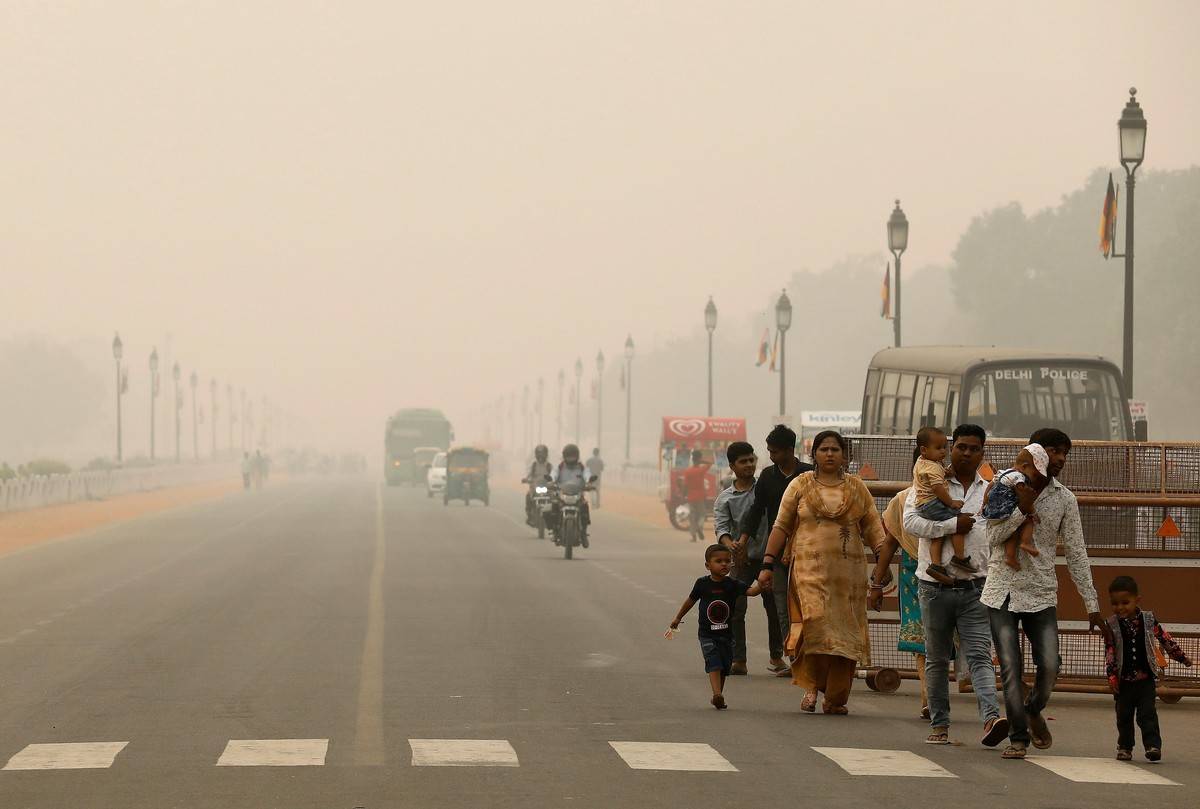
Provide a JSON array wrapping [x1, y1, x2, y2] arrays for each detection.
[[574, 358, 583, 446], [173, 363, 182, 463], [557, 369, 565, 448], [624, 335, 634, 463], [537, 377, 545, 444], [210, 378, 218, 458], [149, 348, 159, 461], [112, 333, 124, 463], [595, 350, 605, 453], [704, 297, 717, 416], [190, 371, 199, 462], [887, 200, 909, 348], [1118, 87, 1147, 400], [775, 290, 792, 417]]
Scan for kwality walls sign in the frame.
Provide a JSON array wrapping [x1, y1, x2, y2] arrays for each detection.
[[660, 417, 748, 445]]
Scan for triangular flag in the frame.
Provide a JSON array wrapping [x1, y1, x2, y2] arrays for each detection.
[[1100, 173, 1118, 258], [1157, 515, 1181, 538], [881, 263, 892, 319], [768, 330, 780, 372], [979, 462, 995, 482], [755, 328, 770, 366], [859, 462, 878, 481]]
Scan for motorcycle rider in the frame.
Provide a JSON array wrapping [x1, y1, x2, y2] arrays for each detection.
[[524, 444, 554, 526], [552, 443, 593, 547]]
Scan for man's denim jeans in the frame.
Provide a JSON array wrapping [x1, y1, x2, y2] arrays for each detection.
[[918, 580, 1000, 730], [988, 602, 1060, 745]]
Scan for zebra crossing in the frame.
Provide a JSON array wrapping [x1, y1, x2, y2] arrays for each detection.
[[0, 738, 1182, 785]]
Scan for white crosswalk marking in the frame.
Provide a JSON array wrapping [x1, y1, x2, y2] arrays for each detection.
[[4, 742, 129, 771], [813, 747, 956, 778], [216, 739, 329, 767], [409, 739, 519, 767], [609, 741, 737, 772], [1027, 755, 1181, 785]]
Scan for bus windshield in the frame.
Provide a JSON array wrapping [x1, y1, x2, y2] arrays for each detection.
[[965, 362, 1127, 440]]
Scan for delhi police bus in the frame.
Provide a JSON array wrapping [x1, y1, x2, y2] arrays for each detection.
[[384, 408, 453, 485], [860, 346, 1134, 440]]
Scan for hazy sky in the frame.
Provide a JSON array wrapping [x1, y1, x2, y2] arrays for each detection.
[[4, 1, 1198, 452]]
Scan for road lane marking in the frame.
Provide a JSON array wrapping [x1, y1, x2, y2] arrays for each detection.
[[1026, 755, 1180, 785], [4, 742, 128, 770], [813, 747, 956, 778], [351, 484, 387, 766], [216, 739, 329, 767], [609, 742, 737, 772], [409, 739, 519, 767]]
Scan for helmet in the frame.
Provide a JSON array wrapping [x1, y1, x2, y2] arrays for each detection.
[[562, 444, 580, 463], [534, 444, 548, 462]]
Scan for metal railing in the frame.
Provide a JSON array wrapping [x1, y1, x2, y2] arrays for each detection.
[[0, 463, 238, 514]]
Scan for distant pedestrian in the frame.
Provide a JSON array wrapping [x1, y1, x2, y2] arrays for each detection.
[[1105, 575, 1192, 762], [680, 450, 711, 543], [713, 441, 785, 676], [586, 448, 605, 508], [667, 543, 766, 710], [983, 427, 1109, 760], [241, 452, 252, 491], [738, 424, 813, 676]]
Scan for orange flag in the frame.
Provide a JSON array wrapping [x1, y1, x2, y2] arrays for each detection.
[[768, 330, 780, 372], [881, 263, 892, 319], [755, 328, 770, 366], [1100, 173, 1119, 258]]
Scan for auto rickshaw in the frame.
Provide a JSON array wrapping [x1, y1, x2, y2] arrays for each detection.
[[444, 446, 490, 506]]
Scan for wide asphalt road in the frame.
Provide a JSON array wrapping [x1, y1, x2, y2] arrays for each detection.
[[0, 478, 1196, 808]]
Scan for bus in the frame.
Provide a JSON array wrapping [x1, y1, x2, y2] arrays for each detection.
[[860, 346, 1133, 441], [384, 409, 453, 485]]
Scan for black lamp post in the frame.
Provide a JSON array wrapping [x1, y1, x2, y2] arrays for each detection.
[[173, 362, 182, 463], [595, 350, 605, 453], [624, 335, 634, 462], [775, 290, 792, 416], [149, 348, 159, 461], [1118, 87, 1147, 400], [190, 371, 199, 462], [574, 357, 583, 446], [112, 333, 124, 463], [704, 297, 717, 416], [887, 200, 909, 348]]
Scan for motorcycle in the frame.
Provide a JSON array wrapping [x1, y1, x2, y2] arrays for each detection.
[[524, 477, 554, 539], [551, 475, 597, 560]]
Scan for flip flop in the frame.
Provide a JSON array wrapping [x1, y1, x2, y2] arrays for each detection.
[[925, 729, 950, 745]]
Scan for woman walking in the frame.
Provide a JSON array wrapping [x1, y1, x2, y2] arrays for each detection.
[[870, 486, 929, 719], [757, 431, 885, 714]]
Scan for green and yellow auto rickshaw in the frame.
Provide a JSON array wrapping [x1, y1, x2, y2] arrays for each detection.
[[444, 446, 490, 506]]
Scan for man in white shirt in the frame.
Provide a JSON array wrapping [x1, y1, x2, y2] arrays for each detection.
[[903, 423, 1007, 748]]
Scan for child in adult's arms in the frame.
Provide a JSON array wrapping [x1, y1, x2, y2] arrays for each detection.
[[668, 544, 765, 709], [981, 444, 1048, 570]]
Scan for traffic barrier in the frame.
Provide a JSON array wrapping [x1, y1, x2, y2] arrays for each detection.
[[0, 463, 238, 514]]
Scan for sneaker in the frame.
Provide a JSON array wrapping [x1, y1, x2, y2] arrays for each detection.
[[950, 555, 980, 574], [730, 661, 748, 676], [1027, 710, 1052, 749], [1116, 749, 1133, 761], [981, 716, 1009, 747], [1146, 747, 1162, 762]]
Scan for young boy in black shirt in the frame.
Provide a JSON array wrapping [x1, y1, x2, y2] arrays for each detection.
[[668, 544, 765, 709]]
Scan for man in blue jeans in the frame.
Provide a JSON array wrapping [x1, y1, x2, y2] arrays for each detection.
[[902, 424, 1008, 747], [982, 427, 1109, 760]]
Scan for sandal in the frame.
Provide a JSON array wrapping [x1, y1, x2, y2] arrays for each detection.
[[1116, 749, 1133, 761], [925, 729, 949, 745], [1001, 743, 1027, 760], [800, 691, 818, 713], [711, 694, 727, 710], [823, 704, 849, 715]]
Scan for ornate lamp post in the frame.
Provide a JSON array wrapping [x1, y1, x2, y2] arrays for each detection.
[[775, 290, 792, 417], [149, 348, 159, 461], [623, 335, 634, 463], [887, 200, 909, 347], [112, 333, 124, 463], [1117, 87, 1147, 400], [595, 350, 605, 453], [574, 357, 583, 446], [704, 297, 718, 416]]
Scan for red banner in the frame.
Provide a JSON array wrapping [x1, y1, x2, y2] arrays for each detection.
[[660, 417, 748, 445]]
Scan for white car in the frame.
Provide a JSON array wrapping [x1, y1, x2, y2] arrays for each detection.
[[426, 452, 447, 498]]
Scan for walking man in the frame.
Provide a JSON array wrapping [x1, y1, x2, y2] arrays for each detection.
[[680, 450, 711, 543], [737, 424, 813, 675], [982, 427, 1109, 759], [586, 448, 605, 508], [715, 441, 786, 676], [897, 424, 1007, 747]]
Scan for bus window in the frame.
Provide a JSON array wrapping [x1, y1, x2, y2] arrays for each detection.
[[894, 373, 918, 435], [877, 371, 901, 433], [912, 375, 931, 431], [966, 363, 1128, 440], [861, 369, 880, 432], [930, 376, 950, 430]]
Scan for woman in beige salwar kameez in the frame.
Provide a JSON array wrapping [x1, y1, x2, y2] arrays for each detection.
[[757, 431, 885, 714]]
